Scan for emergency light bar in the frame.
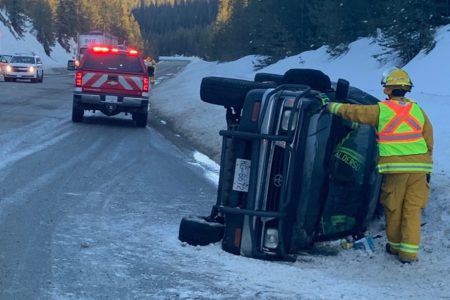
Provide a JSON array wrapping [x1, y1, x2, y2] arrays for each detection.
[[91, 45, 139, 55], [92, 46, 110, 53]]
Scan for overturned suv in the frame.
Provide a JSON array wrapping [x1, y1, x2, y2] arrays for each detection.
[[179, 69, 382, 261]]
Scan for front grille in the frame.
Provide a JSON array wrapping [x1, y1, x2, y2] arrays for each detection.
[[265, 146, 285, 212], [12, 67, 29, 72]]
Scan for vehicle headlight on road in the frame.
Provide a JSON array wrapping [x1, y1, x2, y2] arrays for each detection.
[[5, 65, 12, 73], [264, 228, 279, 249], [29, 66, 35, 73]]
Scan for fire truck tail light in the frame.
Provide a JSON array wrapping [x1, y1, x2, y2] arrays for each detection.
[[75, 71, 83, 87], [143, 77, 149, 92]]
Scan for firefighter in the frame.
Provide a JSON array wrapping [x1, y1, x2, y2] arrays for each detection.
[[145, 56, 157, 84], [326, 68, 433, 263]]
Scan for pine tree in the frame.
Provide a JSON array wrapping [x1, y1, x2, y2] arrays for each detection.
[[3, 0, 27, 37], [30, 0, 56, 55], [376, 0, 442, 64], [55, 0, 77, 50]]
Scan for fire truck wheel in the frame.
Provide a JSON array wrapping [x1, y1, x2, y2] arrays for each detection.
[[254, 72, 283, 85], [72, 103, 84, 123], [134, 110, 148, 128], [200, 76, 276, 110], [178, 216, 224, 246]]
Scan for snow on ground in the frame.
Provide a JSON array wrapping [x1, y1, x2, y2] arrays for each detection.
[[150, 25, 450, 299], [0, 13, 71, 67], [1, 12, 449, 298]]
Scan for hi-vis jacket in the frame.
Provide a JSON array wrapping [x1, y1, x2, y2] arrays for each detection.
[[328, 97, 433, 174]]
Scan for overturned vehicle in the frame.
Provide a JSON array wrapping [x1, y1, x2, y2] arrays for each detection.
[[179, 69, 382, 261]]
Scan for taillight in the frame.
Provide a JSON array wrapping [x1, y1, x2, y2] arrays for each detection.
[[111, 48, 119, 53], [143, 77, 149, 92], [129, 49, 138, 55], [75, 71, 82, 87]]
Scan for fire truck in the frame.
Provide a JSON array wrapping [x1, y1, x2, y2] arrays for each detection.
[[67, 31, 118, 70], [72, 45, 150, 127]]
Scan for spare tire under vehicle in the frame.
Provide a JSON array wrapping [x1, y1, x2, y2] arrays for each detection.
[[200, 77, 276, 109]]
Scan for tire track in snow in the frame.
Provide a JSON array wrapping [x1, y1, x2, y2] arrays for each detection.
[[0, 118, 74, 172]]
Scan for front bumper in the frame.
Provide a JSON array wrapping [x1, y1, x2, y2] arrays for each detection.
[[4, 71, 37, 79]]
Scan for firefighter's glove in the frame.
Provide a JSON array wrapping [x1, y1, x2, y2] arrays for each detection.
[[426, 173, 431, 183], [320, 94, 330, 108]]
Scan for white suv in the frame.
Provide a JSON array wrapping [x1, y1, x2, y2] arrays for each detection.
[[4, 53, 44, 83]]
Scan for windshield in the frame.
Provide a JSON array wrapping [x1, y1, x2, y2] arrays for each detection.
[[0, 55, 12, 62], [10, 56, 36, 64], [83, 53, 144, 73]]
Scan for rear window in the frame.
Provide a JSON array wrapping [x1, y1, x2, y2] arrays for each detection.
[[82, 52, 144, 73]]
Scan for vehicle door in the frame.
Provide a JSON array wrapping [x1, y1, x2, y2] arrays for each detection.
[[35, 57, 43, 76]]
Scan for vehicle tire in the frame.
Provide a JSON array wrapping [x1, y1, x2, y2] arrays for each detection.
[[335, 78, 349, 101], [282, 69, 332, 92], [254, 72, 283, 85], [72, 103, 84, 123], [178, 216, 225, 246], [39, 71, 44, 83], [4, 77, 11, 82], [134, 110, 148, 128], [200, 76, 276, 110]]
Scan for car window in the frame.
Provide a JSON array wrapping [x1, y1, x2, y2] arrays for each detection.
[[10, 56, 36, 64], [83, 53, 144, 73]]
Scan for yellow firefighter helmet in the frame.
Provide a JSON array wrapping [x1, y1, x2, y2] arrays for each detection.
[[381, 67, 413, 91]]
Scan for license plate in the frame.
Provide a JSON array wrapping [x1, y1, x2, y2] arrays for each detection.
[[105, 96, 118, 103], [232, 158, 251, 192]]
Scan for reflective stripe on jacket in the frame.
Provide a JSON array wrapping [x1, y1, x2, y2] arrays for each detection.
[[377, 100, 428, 156]]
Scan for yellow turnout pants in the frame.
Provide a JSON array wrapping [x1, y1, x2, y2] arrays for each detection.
[[380, 173, 429, 260]]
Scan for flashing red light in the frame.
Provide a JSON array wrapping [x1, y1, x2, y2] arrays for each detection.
[[129, 49, 138, 55], [75, 71, 83, 87], [111, 48, 119, 53], [143, 77, 149, 92], [93, 46, 110, 53]]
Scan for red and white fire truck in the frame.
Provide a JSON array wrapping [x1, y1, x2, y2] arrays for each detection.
[[72, 45, 150, 127]]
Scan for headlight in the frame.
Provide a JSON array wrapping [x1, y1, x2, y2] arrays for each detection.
[[75, 60, 80, 67], [29, 66, 35, 73], [263, 228, 279, 249], [281, 97, 298, 131], [5, 65, 12, 73]]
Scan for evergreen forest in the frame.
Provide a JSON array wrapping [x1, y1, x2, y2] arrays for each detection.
[[1, 0, 450, 65]]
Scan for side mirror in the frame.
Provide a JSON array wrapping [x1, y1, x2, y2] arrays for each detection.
[[147, 66, 155, 77], [336, 78, 349, 102]]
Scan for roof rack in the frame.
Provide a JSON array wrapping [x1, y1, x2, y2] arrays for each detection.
[[14, 51, 37, 56]]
